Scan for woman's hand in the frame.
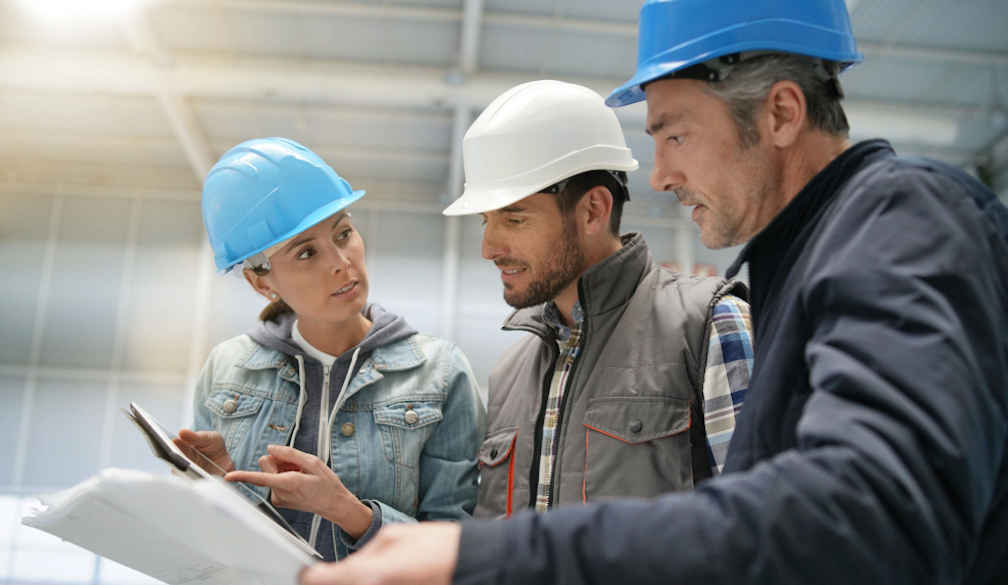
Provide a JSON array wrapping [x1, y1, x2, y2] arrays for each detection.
[[225, 444, 374, 540], [173, 429, 235, 476]]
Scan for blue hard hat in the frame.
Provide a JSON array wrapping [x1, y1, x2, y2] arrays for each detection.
[[201, 137, 365, 273], [606, 0, 863, 107]]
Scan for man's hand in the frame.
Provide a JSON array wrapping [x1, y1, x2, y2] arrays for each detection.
[[299, 522, 461, 585], [225, 445, 373, 539], [173, 429, 234, 476]]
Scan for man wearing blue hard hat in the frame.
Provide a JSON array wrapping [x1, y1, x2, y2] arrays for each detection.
[[300, 1, 1008, 583]]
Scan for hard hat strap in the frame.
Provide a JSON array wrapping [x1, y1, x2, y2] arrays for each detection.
[[538, 170, 630, 202], [654, 51, 845, 102]]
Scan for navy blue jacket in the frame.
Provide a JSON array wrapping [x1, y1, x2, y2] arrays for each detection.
[[455, 141, 1008, 585]]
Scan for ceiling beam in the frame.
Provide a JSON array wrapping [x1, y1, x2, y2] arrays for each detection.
[[120, 14, 216, 183], [459, 0, 485, 75], [2, 46, 998, 120], [161, 0, 1008, 67]]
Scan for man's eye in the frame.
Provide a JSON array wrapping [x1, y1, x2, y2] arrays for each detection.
[[670, 135, 684, 144], [507, 218, 523, 226], [297, 248, 315, 260]]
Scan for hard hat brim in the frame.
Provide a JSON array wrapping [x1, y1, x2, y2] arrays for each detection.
[[607, 18, 863, 108], [217, 189, 366, 274], [443, 157, 639, 217]]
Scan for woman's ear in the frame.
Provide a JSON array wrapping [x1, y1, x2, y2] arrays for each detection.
[[244, 268, 276, 300]]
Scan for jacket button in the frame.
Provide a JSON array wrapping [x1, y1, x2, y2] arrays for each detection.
[[341, 422, 355, 437], [222, 399, 237, 414], [629, 420, 643, 433], [404, 411, 419, 425], [490, 448, 499, 459]]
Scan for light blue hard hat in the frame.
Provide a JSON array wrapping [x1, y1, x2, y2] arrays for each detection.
[[606, 0, 863, 107], [201, 137, 365, 273]]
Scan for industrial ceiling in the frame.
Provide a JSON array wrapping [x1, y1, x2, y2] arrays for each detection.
[[0, 0, 1006, 212]]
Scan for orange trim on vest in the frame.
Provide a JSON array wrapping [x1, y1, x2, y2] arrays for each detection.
[[583, 423, 634, 444], [583, 428, 589, 504], [582, 414, 692, 446], [505, 426, 518, 517]]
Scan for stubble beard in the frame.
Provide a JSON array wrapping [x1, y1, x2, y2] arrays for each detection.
[[680, 143, 775, 250], [501, 215, 585, 309]]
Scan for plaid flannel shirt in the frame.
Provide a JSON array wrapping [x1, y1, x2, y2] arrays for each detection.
[[534, 293, 753, 513]]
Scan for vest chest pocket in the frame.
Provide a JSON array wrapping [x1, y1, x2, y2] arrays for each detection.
[[474, 426, 519, 519], [582, 396, 693, 501], [373, 400, 443, 469]]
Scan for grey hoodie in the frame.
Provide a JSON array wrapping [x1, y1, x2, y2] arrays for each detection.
[[246, 303, 416, 561]]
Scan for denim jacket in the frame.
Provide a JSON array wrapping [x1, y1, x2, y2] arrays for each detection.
[[192, 331, 486, 559]]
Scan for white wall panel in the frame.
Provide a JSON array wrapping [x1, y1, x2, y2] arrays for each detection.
[[21, 379, 106, 490], [365, 211, 444, 337], [121, 200, 205, 374], [40, 197, 131, 369], [0, 192, 50, 364], [0, 377, 25, 487]]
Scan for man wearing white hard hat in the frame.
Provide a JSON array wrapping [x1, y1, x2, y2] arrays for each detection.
[[441, 80, 752, 518]]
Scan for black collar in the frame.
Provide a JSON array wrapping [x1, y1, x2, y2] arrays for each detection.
[[728, 140, 895, 278]]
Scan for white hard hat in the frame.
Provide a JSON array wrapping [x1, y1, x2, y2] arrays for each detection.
[[442, 80, 639, 216]]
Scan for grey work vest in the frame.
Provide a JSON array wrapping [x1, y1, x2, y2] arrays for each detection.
[[474, 233, 748, 518]]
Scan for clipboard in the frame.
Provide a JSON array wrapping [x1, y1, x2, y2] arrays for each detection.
[[121, 402, 322, 560]]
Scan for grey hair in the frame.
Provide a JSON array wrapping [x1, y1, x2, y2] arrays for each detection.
[[703, 53, 850, 148]]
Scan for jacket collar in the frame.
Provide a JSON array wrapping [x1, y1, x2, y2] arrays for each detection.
[[727, 140, 895, 278], [503, 232, 653, 336]]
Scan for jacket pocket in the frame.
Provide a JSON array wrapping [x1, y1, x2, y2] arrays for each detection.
[[474, 426, 519, 518], [582, 396, 692, 501], [203, 388, 266, 454], [373, 400, 443, 469]]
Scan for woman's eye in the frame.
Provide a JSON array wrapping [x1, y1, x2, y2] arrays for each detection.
[[297, 248, 315, 260], [336, 228, 353, 241]]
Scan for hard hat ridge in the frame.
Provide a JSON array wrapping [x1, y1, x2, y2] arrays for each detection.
[[201, 137, 365, 274]]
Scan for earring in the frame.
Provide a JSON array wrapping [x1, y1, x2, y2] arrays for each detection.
[[270, 293, 278, 299]]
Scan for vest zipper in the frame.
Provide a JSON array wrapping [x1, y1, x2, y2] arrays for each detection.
[[528, 281, 589, 511], [544, 280, 588, 510], [527, 349, 560, 510]]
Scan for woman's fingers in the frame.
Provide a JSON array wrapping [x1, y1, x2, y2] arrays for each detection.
[[266, 444, 319, 469], [225, 470, 288, 488], [174, 429, 234, 475], [177, 428, 221, 450]]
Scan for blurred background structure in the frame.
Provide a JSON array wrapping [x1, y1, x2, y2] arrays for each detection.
[[0, 0, 1006, 582]]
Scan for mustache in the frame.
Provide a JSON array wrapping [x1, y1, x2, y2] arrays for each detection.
[[494, 258, 531, 269], [673, 187, 700, 206]]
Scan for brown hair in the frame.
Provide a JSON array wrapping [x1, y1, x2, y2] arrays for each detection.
[[259, 299, 293, 322], [551, 169, 628, 237]]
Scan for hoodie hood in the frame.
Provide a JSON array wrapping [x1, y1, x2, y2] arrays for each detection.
[[246, 303, 417, 365]]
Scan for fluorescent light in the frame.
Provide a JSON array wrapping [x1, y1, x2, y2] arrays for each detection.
[[11, 0, 155, 23]]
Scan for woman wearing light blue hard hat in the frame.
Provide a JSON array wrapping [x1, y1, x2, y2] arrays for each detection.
[[175, 137, 486, 562]]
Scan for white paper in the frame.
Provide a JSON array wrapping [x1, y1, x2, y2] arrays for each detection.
[[22, 469, 314, 585]]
